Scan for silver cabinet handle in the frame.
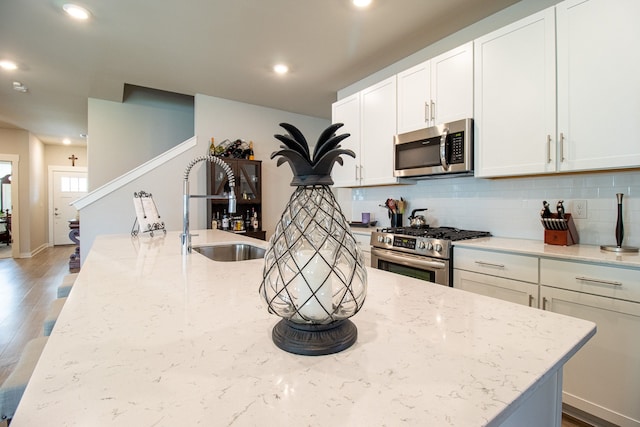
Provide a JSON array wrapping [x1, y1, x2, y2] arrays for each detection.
[[430, 100, 435, 121], [542, 297, 548, 310], [575, 276, 622, 286], [560, 132, 565, 161], [546, 135, 552, 163], [528, 294, 534, 307], [474, 260, 505, 269], [424, 102, 429, 123]]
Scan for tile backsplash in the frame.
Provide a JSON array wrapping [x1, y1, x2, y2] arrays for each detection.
[[340, 169, 640, 247]]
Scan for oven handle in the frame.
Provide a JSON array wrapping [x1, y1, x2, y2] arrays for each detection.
[[371, 248, 447, 270]]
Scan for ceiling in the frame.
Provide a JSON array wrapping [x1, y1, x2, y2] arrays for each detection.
[[0, 0, 519, 146]]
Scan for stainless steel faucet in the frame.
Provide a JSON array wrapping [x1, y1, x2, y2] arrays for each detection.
[[181, 155, 236, 254]]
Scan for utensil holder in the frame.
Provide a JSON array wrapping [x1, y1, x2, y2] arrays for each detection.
[[541, 213, 579, 246], [390, 213, 403, 228]]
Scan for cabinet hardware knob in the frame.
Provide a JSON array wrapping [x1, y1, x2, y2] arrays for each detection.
[[542, 297, 548, 310], [546, 135, 552, 163]]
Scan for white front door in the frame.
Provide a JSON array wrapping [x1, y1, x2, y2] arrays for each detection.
[[52, 170, 87, 245]]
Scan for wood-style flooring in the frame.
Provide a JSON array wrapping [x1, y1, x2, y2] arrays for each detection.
[[0, 246, 592, 427], [0, 246, 75, 415]]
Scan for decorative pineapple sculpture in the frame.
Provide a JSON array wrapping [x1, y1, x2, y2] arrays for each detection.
[[260, 123, 368, 355]]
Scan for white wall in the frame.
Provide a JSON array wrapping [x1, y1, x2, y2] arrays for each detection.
[[194, 95, 330, 238], [78, 95, 329, 262], [87, 88, 194, 190], [0, 128, 52, 256]]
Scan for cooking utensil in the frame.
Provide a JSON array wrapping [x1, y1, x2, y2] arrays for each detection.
[[408, 208, 428, 228], [601, 193, 639, 253]]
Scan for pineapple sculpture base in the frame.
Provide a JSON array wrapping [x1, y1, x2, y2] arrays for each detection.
[[272, 319, 357, 356], [260, 123, 367, 356]]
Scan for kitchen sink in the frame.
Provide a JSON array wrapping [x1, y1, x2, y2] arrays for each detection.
[[193, 243, 266, 262]]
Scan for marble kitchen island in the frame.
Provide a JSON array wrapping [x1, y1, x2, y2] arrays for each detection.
[[11, 230, 595, 426]]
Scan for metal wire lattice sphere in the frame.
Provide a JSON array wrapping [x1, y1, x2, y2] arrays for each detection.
[[260, 185, 367, 325]]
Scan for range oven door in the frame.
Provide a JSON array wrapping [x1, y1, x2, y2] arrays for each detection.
[[371, 247, 450, 286]]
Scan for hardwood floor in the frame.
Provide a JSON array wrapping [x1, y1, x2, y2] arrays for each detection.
[[0, 246, 75, 386], [0, 246, 593, 426]]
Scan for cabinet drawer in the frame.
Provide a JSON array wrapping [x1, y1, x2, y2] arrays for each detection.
[[540, 258, 640, 303], [352, 232, 371, 253], [454, 270, 539, 308], [454, 247, 538, 283]]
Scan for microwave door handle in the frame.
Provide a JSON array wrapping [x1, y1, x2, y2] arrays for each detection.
[[439, 127, 450, 170]]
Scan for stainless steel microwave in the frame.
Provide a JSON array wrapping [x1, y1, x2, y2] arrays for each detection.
[[394, 118, 473, 178]]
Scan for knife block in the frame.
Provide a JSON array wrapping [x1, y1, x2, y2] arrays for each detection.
[[542, 213, 579, 246]]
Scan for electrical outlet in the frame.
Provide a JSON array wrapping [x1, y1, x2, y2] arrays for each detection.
[[573, 200, 587, 219]]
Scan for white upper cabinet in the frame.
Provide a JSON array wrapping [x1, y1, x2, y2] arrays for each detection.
[[360, 76, 399, 186], [556, 0, 640, 172], [397, 42, 473, 134], [332, 76, 406, 187], [331, 92, 361, 187], [474, 7, 557, 178], [397, 61, 430, 133]]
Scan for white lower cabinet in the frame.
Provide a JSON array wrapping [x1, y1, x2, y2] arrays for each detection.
[[454, 270, 538, 307], [455, 248, 640, 426], [453, 247, 539, 307], [352, 231, 371, 267], [541, 259, 640, 427]]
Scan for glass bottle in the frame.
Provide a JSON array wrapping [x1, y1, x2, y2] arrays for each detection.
[[222, 209, 229, 230], [248, 141, 255, 160]]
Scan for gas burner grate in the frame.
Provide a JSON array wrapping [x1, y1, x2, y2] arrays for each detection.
[[378, 226, 490, 241]]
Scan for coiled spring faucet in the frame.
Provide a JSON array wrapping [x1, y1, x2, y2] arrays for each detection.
[[181, 155, 236, 254]]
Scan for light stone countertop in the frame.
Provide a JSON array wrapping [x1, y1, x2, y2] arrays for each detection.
[[454, 237, 640, 268], [12, 230, 595, 426]]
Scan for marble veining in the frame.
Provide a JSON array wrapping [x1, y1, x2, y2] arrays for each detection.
[[11, 230, 595, 426]]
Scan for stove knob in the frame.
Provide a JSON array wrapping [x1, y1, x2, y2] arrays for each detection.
[[385, 236, 393, 244], [377, 236, 384, 243], [418, 241, 426, 249], [434, 243, 443, 252], [426, 242, 434, 251]]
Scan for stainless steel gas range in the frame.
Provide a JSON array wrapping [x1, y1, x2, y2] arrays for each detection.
[[370, 226, 490, 286]]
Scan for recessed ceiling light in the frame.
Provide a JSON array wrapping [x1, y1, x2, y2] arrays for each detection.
[[12, 81, 28, 93], [63, 3, 91, 20], [273, 64, 289, 75], [0, 60, 18, 71], [353, 0, 372, 8], [63, 138, 71, 145]]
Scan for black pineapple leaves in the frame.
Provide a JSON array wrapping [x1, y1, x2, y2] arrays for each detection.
[[272, 122, 354, 186]]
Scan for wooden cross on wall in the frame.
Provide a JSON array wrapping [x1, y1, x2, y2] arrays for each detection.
[[68, 154, 78, 166]]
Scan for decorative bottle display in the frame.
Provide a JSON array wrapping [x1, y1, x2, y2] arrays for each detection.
[[207, 156, 264, 239], [209, 137, 215, 155], [259, 122, 367, 356]]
